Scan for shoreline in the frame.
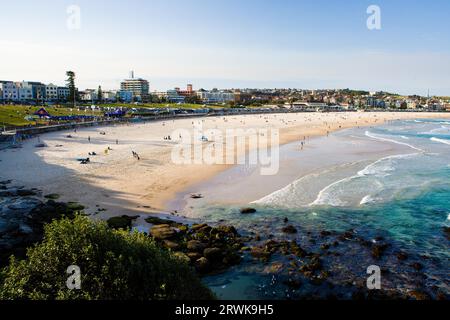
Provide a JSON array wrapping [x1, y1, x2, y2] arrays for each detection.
[[1, 112, 449, 220]]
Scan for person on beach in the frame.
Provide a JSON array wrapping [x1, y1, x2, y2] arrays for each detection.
[[88, 136, 91, 142]]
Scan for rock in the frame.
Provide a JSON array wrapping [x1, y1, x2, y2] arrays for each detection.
[[263, 262, 284, 274], [250, 247, 271, 261], [240, 207, 256, 214], [396, 251, 408, 261], [7, 198, 42, 212], [282, 225, 297, 234], [16, 189, 37, 196], [408, 290, 430, 300], [371, 243, 390, 259], [150, 224, 176, 240], [290, 242, 307, 258], [187, 240, 207, 252], [320, 230, 332, 237], [107, 215, 137, 230], [66, 202, 85, 211], [44, 194, 60, 200], [338, 229, 354, 241], [300, 257, 323, 273], [216, 225, 238, 236], [163, 240, 180, 250], [187, 252, 202, 262], [222, 252, 241, 266], [203, 247, 223, 261], [411, 262, 423, 271], [196, 224, 212, 234], [145, 216, 178, 227], [194, 257, 210, 273], [443, 227, 450, 241], [173, 252, 190, 264], [191, 223, 208, 231]]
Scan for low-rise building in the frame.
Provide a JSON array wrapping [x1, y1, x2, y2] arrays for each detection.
[[118, 90, 133, 103], [101, 90, 117, 102], [46, 83, 59, 101], [18, 82, 34, 102], [57, 87, 70, 101], [1, 81, 19, 102], [166, 89, 186, 103], [79, 89, 98, 102], [197, 89, 235, 104]]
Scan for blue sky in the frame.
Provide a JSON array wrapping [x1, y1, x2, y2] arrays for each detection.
[[1, 0, 449, 95]]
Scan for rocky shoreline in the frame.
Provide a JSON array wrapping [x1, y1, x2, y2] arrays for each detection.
[[1, 185, 448, 300], [203, 208, 450, 300], [107, 215, 245, 275], [0, 180, 84, 267]]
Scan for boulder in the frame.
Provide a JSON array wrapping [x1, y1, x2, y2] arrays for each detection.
[[396, 251, 408, 261], [16, 189, 37, 197], [107, 215, 137, 230], [443, 226, 450, 241], [240, 207, 256, 214], [163, 240, 180, 250], [173, 252, 190, 264], [187, 252, 202, 262], [282, 225, 298, 234], [222, 252, 241, 266], [7, 198, 42, 212], [250, 246, 271, 261], [203, 247, 223, 261], [411, 262, 423, 271], [371, 243, 390, 259], [150, 224, 176, 240], [145, 216, 178, 227], [408, 290, 430, 300], [187, 240, 207, 252], [194, 257, 210, 273]]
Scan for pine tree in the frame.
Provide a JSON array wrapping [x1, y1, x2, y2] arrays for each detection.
[[66, 71, 76, 107], [97, 85, 103, 103]]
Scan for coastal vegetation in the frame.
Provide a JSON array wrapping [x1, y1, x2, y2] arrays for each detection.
[[0, 215, 214, 300]]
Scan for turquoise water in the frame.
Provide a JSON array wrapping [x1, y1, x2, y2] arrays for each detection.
[[197, 119, 450, 299]]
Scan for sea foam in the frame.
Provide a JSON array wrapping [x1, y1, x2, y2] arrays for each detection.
[[430, 137, 450, 145]]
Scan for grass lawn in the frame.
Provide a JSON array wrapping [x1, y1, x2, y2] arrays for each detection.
[[0, 102, 261, 128], [0, 105, 102, 128]]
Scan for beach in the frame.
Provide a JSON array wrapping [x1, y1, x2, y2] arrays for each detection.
[[1, 111, 450, 220]]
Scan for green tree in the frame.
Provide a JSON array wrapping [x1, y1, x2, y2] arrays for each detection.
[[66, 71, 77, 107], [0, 216, 214, 300]]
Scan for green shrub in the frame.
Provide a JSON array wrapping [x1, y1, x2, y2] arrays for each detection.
[[0, 215, 214, 300]]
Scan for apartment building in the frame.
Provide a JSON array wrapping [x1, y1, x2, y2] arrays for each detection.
[[120, 72, 149, 102], [46, 83, 59, 101], [1, 81, 19, 101], [197, 89, 235, 104], [57, 87, 70, 101]]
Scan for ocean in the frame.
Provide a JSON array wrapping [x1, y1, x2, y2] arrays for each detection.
[[173, 119, 450, 299]]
